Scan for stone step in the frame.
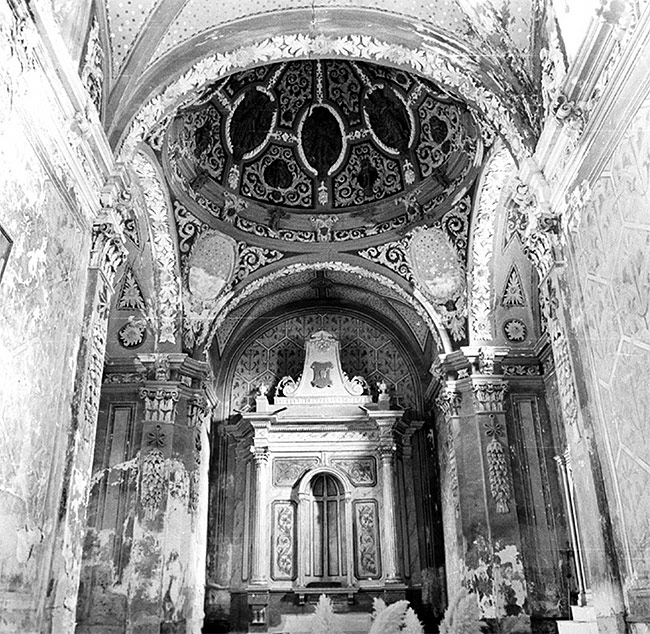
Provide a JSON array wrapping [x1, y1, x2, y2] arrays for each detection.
[[571, 605, 596, 622], [267, 612, 371, 634], [557, 619, 598, 634]]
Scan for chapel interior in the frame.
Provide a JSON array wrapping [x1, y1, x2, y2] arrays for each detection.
[[1, 1, 649, 633]]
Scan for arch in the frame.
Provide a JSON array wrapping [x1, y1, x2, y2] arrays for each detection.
[[297, 465, 353, 499], [114, 10, 536, 163], [203, 258, 451, 354]]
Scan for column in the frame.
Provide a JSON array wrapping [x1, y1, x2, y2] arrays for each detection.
[[376, 415, 403, 584], [380, 442, 402, 583], [249, 446, 270, 586]]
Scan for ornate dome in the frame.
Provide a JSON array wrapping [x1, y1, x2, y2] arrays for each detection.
[[164, 59, 483, 243]]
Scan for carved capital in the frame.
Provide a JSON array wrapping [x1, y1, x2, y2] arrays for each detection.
[[187, 393, 210, 429], [472, 381, 508, 412], [90, 220, 127, 282], [437, 388, 462, 418], [140, 387, 180, 423], [552, 94, 585, 138], [251, 446, 270, 465]]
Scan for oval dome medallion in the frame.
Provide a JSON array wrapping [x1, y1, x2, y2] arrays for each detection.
[[301, 106, 343, 177]]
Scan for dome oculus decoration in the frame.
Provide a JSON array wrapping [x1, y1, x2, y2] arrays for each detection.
[[166, 59, 482, 242]]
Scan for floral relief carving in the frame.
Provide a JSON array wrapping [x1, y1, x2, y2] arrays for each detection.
[[330, 457, 377, 486], [272, 458, 320, 486], [354, 500, 380, 578], [273, 502, 295, 579]]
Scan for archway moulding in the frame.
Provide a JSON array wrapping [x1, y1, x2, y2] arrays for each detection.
[[116, 25, 536, 165], [199, 258, 451, 355]]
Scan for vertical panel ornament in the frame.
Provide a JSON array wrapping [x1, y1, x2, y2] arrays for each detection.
[[483, 415, 512, 514], [272, 501, 295, 580], [353, 500, 381, 579]]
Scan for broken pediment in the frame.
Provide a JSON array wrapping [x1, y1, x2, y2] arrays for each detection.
[[273, 330, 372, 406]]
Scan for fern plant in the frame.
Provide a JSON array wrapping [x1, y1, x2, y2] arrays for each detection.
[[309, 594, 344, 634], [439, 588, 485, 634]]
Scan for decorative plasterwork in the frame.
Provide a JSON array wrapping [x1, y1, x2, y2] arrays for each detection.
[[469, 146, 514, 342], [119, 33, 533, 164], [132, 151, 181, 344], [437, 388, 462, 418], [233, 242, 283, 284], [483, 415, 512, 514], [117, 267, 146, 311], [501, 265, 526, 307]]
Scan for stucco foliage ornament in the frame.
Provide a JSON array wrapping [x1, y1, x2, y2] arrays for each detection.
[[470, 146, 514, 342], [140, 449, 166, 520], [120, 34, 532, 163], [132, 152, 180, 344]]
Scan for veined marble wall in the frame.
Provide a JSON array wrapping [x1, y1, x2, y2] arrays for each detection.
[[0, 110, 90, 629], [566, 95, 650, 617]]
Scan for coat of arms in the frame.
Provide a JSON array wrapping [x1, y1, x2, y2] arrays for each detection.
[[310, 361, 333, 388]]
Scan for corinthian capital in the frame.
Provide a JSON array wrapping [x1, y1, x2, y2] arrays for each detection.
[[472, 380, 508, 413]]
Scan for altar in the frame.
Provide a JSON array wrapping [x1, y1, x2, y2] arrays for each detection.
[[231, 330, 419, 630]]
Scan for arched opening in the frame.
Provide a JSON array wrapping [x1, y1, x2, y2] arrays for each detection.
[[304, 473, 347, 586]]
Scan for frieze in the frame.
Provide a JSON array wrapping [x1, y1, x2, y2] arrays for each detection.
[[103, 371, 147, 384], [272, 458, 320, 486], [330, 457, 377, 486], [502, 364, 541, 376]]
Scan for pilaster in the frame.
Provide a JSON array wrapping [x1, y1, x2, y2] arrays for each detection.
[[438, 348, 529, 622], [48, 218, 127, 632]]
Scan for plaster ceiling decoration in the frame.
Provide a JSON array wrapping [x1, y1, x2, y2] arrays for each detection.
[[164, 59, 482, 243]]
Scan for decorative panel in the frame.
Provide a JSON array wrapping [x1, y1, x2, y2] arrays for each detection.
[[353, 500, 381, 579], [272, 457, 320, 486], [272, 501, 296, 580], [331, 456, 377, 486]]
